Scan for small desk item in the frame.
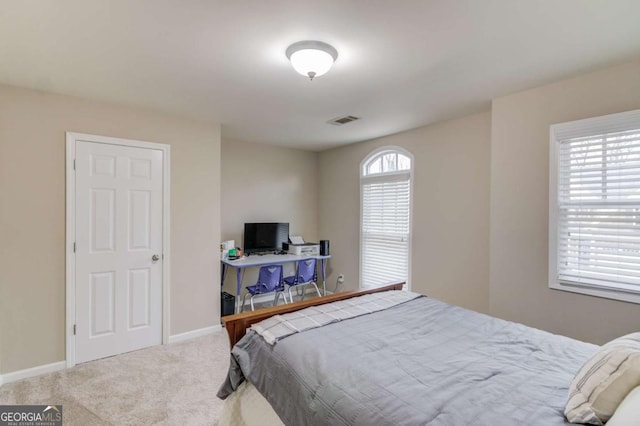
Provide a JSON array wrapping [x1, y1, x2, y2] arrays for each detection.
[[221, 254, 331, 314]]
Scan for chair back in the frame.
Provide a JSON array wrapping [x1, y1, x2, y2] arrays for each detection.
[[256, 265, 284, 293], [295, 258, 317, 284]]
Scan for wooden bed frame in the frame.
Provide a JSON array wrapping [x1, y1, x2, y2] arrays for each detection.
[[222, 282, 405, 347]]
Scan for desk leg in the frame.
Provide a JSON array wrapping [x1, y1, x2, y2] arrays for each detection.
[[235, 268, 245, 314], [221, 263, 228, 286], [321, 258, 327, 296]]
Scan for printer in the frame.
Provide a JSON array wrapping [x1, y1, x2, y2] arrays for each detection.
[[288, 242, 320, 256], [286, 235, 320, 256]]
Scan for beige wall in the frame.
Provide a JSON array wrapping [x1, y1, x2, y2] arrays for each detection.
[[0, 84, 221, 374], [490, 59, 640, 345], [319, 112, 491, 313], [220, 139, 318, 294]]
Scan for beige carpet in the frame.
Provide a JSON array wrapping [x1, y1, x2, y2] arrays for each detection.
[[0, 329, 231, 425]]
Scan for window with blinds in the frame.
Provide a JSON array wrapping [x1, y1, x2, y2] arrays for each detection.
[[361, 148, 412, 289], [550, 109, 640, 303]]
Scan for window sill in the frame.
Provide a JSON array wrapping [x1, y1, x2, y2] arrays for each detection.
[[549, 281, 640, 305]]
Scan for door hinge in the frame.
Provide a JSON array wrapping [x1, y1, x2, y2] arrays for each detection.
[[73, 242, 76, 253], [73, 159, 76, 170], [73, 324, 76, 335]]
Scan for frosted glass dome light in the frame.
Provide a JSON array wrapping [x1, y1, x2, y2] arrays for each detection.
[[286, 41, 338, 80]]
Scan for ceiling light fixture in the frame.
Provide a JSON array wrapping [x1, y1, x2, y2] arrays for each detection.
[[286, 40, 338, 81]]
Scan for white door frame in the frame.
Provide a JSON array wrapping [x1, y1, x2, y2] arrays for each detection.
[[65, 132, 171, 368]]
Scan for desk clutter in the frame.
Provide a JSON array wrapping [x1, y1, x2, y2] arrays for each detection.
[[221, 222, 330, 259], [220, 240, 242, 260]]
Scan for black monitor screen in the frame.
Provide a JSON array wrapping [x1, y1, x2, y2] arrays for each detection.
[[243, 223, 289, 254]]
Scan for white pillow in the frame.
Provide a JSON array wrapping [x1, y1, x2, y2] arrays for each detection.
[[565, 332, 640, 425], [606, 386, 640, 426]]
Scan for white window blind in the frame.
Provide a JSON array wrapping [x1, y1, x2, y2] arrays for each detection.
[[361, 149, 412, 289], [552, 109, 640, 296]]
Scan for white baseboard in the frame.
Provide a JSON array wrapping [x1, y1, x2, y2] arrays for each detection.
[[248, 292, 284, 304], [168, 325, 223, 344], [0, 361, 66, 386]]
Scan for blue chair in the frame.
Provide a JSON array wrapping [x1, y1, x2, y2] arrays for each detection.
[[284, 258, 321, 303], [242, 265, 286, 311]]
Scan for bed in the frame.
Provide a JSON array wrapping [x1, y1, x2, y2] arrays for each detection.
[[217, 284, 638, 425]]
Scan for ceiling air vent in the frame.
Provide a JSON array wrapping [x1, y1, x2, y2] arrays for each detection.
[[327, 115, 360, 126]]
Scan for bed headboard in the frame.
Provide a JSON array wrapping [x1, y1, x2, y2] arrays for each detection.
[[222, 282, 405, 348]]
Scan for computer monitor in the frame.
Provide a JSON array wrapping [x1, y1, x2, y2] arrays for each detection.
[[243, 222, 289, 254]]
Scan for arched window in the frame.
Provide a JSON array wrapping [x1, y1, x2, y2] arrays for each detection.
[[360, 147, 413, 289]]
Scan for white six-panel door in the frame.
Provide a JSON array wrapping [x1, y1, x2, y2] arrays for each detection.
[[74, 140, 163, 363]]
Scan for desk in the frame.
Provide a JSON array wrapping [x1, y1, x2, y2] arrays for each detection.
[[221, 254, 331, 313]]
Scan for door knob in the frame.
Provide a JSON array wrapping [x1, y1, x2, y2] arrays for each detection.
[[152, 254, 160, 262]]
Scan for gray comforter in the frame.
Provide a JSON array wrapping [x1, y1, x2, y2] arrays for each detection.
[[218, 295, 597, 425]]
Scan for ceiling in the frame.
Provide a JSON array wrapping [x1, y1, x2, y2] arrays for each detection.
[[1, 1, 639, 151]]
